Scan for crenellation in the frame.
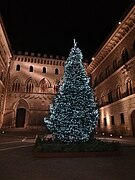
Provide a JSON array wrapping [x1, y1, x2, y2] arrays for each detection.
[[18, 51, 22, 55], [43, 54, 47, 58], [56, 55, 59, 59], [62, 56, 65, 60], [37, 53, 41, 57], [50, 54, 53, 58], [13, 54, 66, 66], [31, 52, 35, 56], [24, 51, 28, 55]]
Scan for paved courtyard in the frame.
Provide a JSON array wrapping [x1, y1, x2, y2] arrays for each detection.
[[0, 130, 135, 180]]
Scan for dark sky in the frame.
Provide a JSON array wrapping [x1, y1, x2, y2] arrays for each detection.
[[1, 0, 134, 61]]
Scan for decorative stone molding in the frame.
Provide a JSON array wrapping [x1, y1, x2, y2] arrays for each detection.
[[88, 6, 135, 74]]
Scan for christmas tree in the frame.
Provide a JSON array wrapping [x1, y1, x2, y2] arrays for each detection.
[[44, 39, 99, 143]]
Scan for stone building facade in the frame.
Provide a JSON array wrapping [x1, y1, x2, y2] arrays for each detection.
[[1, 5, 135, 136], [88, 5, 135, 136], [3, 52, 65, 129], [0, 16, 12, 128]]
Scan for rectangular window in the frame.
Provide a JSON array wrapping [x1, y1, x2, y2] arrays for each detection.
[[111, 116, 115, 125], [104, 117, 107, 126], [120, 113, 125, 124]]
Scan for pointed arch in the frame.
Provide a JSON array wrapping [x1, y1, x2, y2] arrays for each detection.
[[53, 79, 61, 93], [14, 99, 29, 128], [100, 92, 105, 107], [12, 78, 21, 92], [39, 78, 51, 93], [25, 78, 34, 93]]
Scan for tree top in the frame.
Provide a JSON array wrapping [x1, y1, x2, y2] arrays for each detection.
[[73, 39, 77, 48]]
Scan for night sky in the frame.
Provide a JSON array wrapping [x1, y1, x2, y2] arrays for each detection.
[[1, 0, 134, 61]]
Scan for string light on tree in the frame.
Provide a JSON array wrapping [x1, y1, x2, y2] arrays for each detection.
[[44, 39, 99, 143]]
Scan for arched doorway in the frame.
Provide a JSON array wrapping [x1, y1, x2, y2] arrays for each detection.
[[131, 110, 135, 136], [16, 108, 26, 127]]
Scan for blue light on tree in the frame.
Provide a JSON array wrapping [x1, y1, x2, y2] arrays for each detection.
[[44, 39, 99, 143]]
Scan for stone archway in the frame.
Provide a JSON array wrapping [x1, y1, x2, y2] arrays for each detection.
[[131, 110, 135, 136], [16, 108, 26, 127], [15, 99, 29, 128]]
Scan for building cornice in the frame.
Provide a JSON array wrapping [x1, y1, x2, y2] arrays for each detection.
[[87, 5, 135, 74]]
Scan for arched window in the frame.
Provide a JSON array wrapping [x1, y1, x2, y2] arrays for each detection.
[[113, 59, 118, 71], [126, 80, 132, 96], [54, 79, 60, 93], [12, 79, 20, 92], [55, 68, 59, 75], [105, 66, 110, 78], [100, 94, 105, 107], [39, 78, 51, 93], [116, 86, 121, 100], [26, 79, 34, 93], [108, 91, 113, 103], [122, 49, 129, 64], [43, 67, 46, 73], [29, 66, 33, 72], [99, 72, 104, 83], [93, 77, 98, 87], [16, 64, 20, 71]]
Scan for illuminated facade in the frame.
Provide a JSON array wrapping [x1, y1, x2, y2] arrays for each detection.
[[88, 5, 135, 136], [1, 6, 135, 137], [0, 17, 12, 128], [3, 52, 65, 129]]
